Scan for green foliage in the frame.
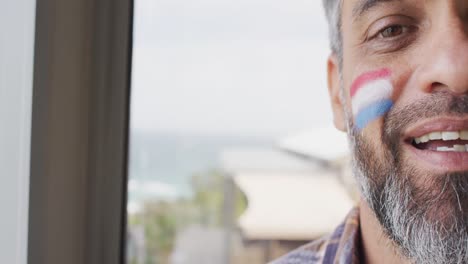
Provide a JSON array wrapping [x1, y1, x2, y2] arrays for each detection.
[[191, 169, 225, 226], [128, 169, 247, 264]]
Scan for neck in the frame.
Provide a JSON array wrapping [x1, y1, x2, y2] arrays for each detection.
[[359, 199, 410, 264]]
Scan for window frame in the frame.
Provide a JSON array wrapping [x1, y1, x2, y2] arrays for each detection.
[[28, 0, 133, 263], [0, 0, 36, 263]]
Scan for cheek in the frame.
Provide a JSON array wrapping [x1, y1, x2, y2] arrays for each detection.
[[350, 68, 395, 130]]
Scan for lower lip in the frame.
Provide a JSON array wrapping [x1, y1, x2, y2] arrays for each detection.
[[405, 143, 468, 172]]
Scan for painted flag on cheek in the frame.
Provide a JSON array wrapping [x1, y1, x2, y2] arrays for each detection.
[[350, 69, 394, 130]]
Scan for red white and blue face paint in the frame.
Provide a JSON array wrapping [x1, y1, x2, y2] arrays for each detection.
[[351, 68, 394, 130]]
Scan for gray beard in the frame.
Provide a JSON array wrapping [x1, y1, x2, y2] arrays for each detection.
[[348, 92, 468, 264]]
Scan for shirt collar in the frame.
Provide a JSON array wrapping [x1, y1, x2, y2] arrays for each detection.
[[323, 207, 362, 264]]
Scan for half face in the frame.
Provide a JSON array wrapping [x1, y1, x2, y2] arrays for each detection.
[[338, 0, 468, 173], [330, 0, 468, 183], [327, 0, 468, 262]]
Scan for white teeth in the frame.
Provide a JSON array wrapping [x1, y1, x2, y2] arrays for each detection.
[[429, 132, 442, 140], [414, 130, 468, 144], [436, 145, 468, 152], [454, 145, 466, 152], [436, 146, 451, 152], [420, 135, 430, 143], [461, 131, 468, 140], [442, 131, 460, 141]]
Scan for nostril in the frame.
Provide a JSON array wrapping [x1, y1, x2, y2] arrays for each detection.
[[429, 82, 446, 93], [430, 82, 468, 95]]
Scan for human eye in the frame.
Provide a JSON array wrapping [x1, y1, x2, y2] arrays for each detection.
[[365, 16, 418, 52], [377, 25, 408, 39]]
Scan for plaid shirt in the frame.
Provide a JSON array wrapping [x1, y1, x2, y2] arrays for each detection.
[[270, 207, 361, 264]]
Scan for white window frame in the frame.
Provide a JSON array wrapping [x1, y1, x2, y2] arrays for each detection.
[[0, 1, 36, 264]]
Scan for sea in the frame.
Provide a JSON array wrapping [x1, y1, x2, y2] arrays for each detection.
[[127, 131, 274, 207]]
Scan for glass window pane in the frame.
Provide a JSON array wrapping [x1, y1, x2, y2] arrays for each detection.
[[0, 1, 35, 263], [126, 1, 353, 264]]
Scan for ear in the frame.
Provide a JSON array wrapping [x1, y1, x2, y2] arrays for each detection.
[[327, 54, 347, 132]]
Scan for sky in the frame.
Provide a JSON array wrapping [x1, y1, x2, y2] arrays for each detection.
[[130, 0, 333, 138]]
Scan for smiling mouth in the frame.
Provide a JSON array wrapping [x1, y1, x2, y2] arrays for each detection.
[[411, 130, 468, 152], [402, 118, 468, 171]]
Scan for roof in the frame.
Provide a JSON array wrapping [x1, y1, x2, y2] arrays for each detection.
[[233, 170, 355, 240], [278, 126, 349, 162], [221, 148, 322, 175]]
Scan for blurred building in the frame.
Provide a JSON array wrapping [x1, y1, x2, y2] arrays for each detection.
[[221, 126, 357, 263], [127, 225, 146, 264], [170, 225, 224, 264]]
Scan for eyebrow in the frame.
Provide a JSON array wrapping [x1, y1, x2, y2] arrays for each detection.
[[352, 0, 399, 19]]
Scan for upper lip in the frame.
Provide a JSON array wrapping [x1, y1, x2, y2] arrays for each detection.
[[404, 116, 468, 140]]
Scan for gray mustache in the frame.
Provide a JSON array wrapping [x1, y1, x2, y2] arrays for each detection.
[[383, 92, 468, 153]]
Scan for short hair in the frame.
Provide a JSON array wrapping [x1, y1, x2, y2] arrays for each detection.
[[322, 0, 343, 61]]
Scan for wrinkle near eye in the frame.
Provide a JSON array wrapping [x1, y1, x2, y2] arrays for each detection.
[[361, 18, 419, 54], [348, 0, 424, 45]]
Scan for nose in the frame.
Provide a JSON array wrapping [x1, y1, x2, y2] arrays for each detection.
[[415, 20, 468, 96]]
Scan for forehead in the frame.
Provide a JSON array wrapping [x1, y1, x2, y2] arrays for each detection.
[[343, 0, 414, 21], [349, 0, 402, 17], [343, 0, 467, 20]]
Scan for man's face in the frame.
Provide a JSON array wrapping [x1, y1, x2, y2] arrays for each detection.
[[328, 0, 468, 263]]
